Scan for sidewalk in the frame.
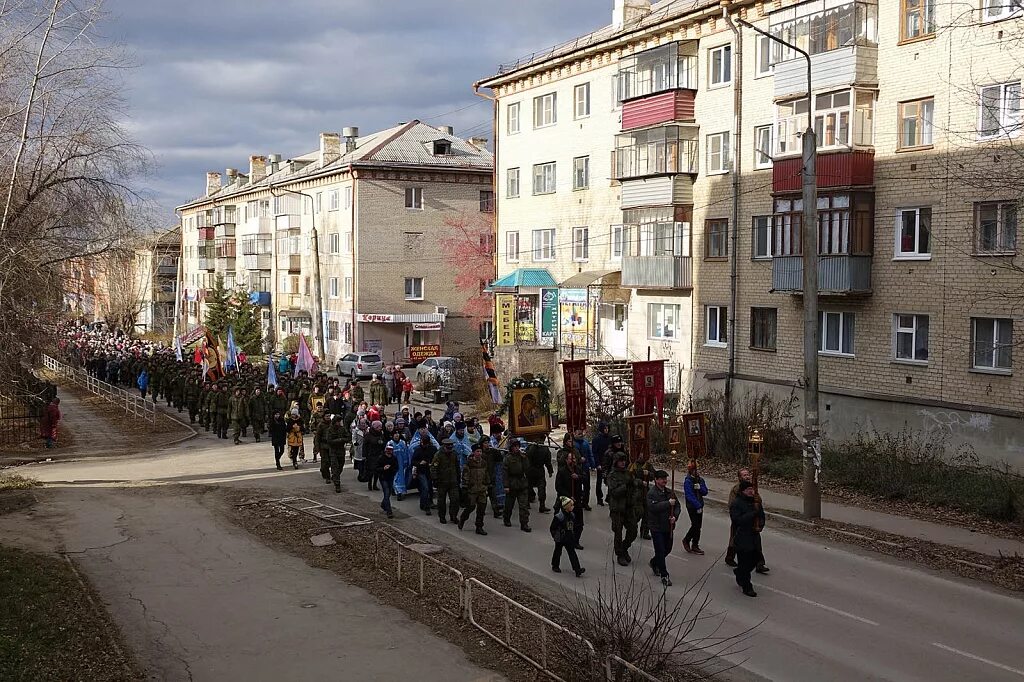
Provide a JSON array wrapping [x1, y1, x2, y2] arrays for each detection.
[[701, 473, 1024, 558]]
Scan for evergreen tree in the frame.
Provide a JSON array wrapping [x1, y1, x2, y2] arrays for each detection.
[[231, 288, 264, 355], [204, 275, 232, 340]]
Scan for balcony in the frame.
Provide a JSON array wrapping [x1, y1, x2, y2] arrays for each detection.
[[278, 254, 302, 272], [156, 264, 177, 277], [198, 227, 215, 240], [209, 206, 237, 226], [243, 253, 273, 270], [621, 256, 692, 290], [276, 214, 301, 231], [623, 90, 696, 130], [251, 291, 272, 307], [214, 223, 235, 238], [198, 258, 214, 271], [772, 255, 872, 294], [616, 129, 697, 180], [774, 46, 878, 100], [215, 257, 236, 270], [772, 150, 874, 193], [241, 234, 272, 255], [281, 293, 303, 309], [621, 176, 693, 209], [214, 238, 236, 258]]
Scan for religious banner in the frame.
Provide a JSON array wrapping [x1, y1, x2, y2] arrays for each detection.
[[632, 360, 666, 425], [626, 414, 653, 463], [561, 360, 587, 433], [680, 412, 709, 461], [496, 294, 515, 346]]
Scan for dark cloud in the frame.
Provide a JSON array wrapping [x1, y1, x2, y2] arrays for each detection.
[[104, 0, 609, 220]]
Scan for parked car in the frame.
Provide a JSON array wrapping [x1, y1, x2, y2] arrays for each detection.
[[336, 353, 384, 379], [412, 356, 461, 385]]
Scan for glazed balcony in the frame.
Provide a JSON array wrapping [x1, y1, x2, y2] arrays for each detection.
[[243, 254, 273, 270], [621, 176, 693, 209], [621, 256, 692, 290], [771, 255, 872, 294], [615, 128, 698, 180], [277, 254, 302, 272], [198, 227, 215, 241], [772, 150, 874, 193]]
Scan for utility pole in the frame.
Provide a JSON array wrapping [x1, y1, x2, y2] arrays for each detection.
[[736, 17, 820, 518]]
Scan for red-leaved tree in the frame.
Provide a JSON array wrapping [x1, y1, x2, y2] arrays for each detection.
[[439, 212, 495, 322]]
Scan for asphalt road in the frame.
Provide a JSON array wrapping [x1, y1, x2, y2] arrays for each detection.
[[23, 433, 1024, 682]]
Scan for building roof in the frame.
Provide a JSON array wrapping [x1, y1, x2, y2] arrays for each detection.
[[178, 120, 493, 210], [485, 268, 558, 292], [477, 0, 717, 87]]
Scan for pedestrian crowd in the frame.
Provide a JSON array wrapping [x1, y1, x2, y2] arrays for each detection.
[[57, 324, 770, 596]]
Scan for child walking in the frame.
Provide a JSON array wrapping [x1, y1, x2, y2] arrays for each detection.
[[550, 496, 585, 577], [286, 422, 303, 469]]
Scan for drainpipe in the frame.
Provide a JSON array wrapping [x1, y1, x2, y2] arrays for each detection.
[[723, 2, 742, 418]]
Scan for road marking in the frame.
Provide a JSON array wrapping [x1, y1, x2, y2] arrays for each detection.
[[721, 574, 879, 626], [932, 643, 1024, 677]]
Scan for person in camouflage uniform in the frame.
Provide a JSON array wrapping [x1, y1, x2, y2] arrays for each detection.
[[186, 376, 201, 424], [215, 383, 230, 439], [630, 450, 657, 541], [502, 438, 531, 532], [248, 387, 266, 442], [527, 441, 554, 514], [606, 442, 639, 566], [458, 442, 491, 535], [308, 404, 326, 462], [430, 437, 461, 524], [324, 415, 348, 492], [229, 387, 248, 444]]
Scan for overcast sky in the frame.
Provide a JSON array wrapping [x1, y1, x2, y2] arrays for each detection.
[[104, 0, 610, 223]]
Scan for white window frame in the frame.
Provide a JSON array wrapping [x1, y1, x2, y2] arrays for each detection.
[[573, 156, 590, 190], [507, 102, 521, 135], [649, 303, 681, 341], [343, 230, 352, 254], [344, 187, 352, 209], [533, 92, 557, 128], [754, 33, 774, 78], [404, 277, 424, 301], [405, 187, 424, 210], [506, 231, 520, 263], [894, 207, 932, 260], [708, 44, 732, 88], [344, 276, 352, 300], [971, 317, 1013, 372], [978, 81, 1021, 139], [574, 82, 591, 119], [507, 167, 520, 198], [532, 228, 555, 262], [707, 132, 731, 175], [752, 216, 772, 260], [329, 232, 340, 254], [819, 311, 855, 356], [572, 227, 589, 262], [532, 162, 556, 195], [705, 305, 728, 347], [975, 201, 1018, 254], [328, 189, 340, 211], [610, 224, 624, 261], [982, 0, 1023, 21], [753, 125, 773, 169], [898, 98, 935, 149], [328, 277, 339, 299], [893, 313, 930, 363]]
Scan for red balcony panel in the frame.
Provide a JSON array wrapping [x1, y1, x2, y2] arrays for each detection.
[[198, 227, 215, 240], [622, 89, 696, 131], [772, 150, 875, 193]]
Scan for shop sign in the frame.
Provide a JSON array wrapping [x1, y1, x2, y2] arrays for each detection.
[[410, 344, 442, 362]]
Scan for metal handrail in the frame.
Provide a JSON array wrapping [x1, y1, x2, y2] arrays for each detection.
[[42, 355, 155, 423]]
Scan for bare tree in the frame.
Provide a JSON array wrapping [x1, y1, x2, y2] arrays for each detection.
[[100, 246, 149, 334]]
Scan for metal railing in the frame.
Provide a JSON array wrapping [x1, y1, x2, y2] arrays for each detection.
[[606, 655, 664, 682], [42, 355, 155, 423], [374, 527, 465, 618]]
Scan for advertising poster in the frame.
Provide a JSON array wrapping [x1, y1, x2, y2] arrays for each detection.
[[558, 288, 595, 349], [632, 360, 666, 425], [496, 294, 515, 346], [540, 288, 558, 341], [562, 360, 587, 433]]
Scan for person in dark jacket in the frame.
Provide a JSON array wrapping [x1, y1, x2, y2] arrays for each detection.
[[268, 412, 288, 470], [554, 451, 585, 550], [457, 442, 490, 535], [550, 496, 585, 577], [377, 443, 399, 518], [412, 434, 437, 515], [606, 452, 638, 566], [647, 469, 681, 587], [526, 441, 554, 513], [591, 422, 612, 506], [317, 414, 335, 483], [248, 387, 266, 443], [430, 438, 461, 524], [729, 480, 765, 597], [502, 438, 531, 532], [725, 468, 769, 574], [363, 421, 386, 491], [682, 459, 709, 555]]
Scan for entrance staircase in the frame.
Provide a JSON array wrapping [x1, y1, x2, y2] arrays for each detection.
[[586, 359, 634, 424]]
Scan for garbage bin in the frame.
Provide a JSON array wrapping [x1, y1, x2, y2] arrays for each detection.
[[432, 389, 443, 403]]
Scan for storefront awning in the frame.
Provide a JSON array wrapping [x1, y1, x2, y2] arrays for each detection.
[[357, 313, 446, 323], [560, 269, 620, 288], [561, 269, 630, 304], [485, 268, 557, 293]]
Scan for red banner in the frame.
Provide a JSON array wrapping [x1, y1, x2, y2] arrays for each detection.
[[626, 414, 653, 463], [562, 360, 587, 433], [632, 360, 665, 425]]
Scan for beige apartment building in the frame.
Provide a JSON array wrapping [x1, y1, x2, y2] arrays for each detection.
[[478, 0, 1022, 465], [176, 122, 494, 365]]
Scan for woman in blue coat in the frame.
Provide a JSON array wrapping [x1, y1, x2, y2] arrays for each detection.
[[390, 430, 412, 499]]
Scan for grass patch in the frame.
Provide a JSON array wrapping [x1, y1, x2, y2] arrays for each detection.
[[0, 474, 40, 491], [0, 546, 138, 681]]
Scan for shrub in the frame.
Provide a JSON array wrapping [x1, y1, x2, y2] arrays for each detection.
[[687, 389, 802, 471]]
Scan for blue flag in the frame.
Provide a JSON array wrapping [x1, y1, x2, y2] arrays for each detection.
[[267, 359, 278, 388], [225, 326, 239, 370]]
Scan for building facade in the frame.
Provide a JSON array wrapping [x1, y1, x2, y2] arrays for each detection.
[[478, 0, 1023, 465], [176, 122, 494, 365], [133, 227, 181, 336]]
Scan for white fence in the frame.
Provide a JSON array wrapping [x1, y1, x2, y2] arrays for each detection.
[[42, 354, 156, 423]]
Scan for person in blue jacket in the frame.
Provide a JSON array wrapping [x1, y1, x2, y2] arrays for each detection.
[[389, 430, 412, 500], [573, 427, 595, 510], [136, 369, 149, 399], [682, 459, 709, 555]]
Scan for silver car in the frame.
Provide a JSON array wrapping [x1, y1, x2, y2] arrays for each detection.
[[335, 352, 384, 379], [412, 356, 460, 385]]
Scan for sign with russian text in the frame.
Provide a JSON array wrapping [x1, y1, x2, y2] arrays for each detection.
[[562, 360, 587, 433], [632, 360, 666, 425], [540, 288, 558, 338], [412, 322, 442, 331], [409, 344, 442, 362], [496, 295, 515, 346], [558, 288, 595, 349], [357, 313, 395, 323]]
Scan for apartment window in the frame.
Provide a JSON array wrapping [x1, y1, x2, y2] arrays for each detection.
[[328, 321, 339, 342], [707, 132, 730, 174], [344, 187, 352, 209], [820, 311, 855, 356], [705, 305, 728, 346], [480, 190, 495, 213], [329, 232, 340, 254], [507, 168, 521, 198], [344, 276, 352, 300], [532, 162, 556, 195], [709, 45, 732, 87], [574, 83, 591, 119], [610, 224, 624, 260], [894, 314, 929, 362], [573, 227, 589, 262], [975, 201, 1017, 254], [972, 317, 1013, 371], [752, 216, 772, 259], [313, 194, 321, 214], [573, 156, 590, 190], [506, 231, 520, 262], [753, 125, 773, 169], [329, 190, 340, 211], [983, 0, 1023, 21], [404, 277, 424, 300], [507, 102, 521, 135], [533, 92, 557, 128], [979, 82, 1021, 138], [754, 34, 774, 77], [405, 187, 424, 209], [901, 0, 935, 41], [328, 277, 339, 299], [649, 303, 681, 340], [706, 219, 729, 259], [899, 98, 934, 149], [750, 308, 777, 351], [343, 231, 352, 254], [532, 228, 555, 261], [343, 322, 352, 344], [895, 207, 931, 258]]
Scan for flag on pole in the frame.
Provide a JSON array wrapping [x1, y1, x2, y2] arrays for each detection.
[[225, 326, 239, 370], [267, 358, 278, 388], [481, 343, 501, 405], [193, 346, 203, 364], [294, 334, 316, 377], [174, 335, 184, 362]]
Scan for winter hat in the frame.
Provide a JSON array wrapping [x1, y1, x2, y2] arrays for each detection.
[[371, 420, 383, 429], [557, 496, 573, 510], [385, 443, 395, 451], [654, 469, 669, 480], [395, 418, 406, 427]]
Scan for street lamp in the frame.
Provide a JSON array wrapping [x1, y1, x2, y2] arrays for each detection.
[[735, 18, 821, 519]]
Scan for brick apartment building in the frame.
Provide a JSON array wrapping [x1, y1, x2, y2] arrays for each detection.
[[476, 0, 1023, 465], [176, 122, 494, 365]]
